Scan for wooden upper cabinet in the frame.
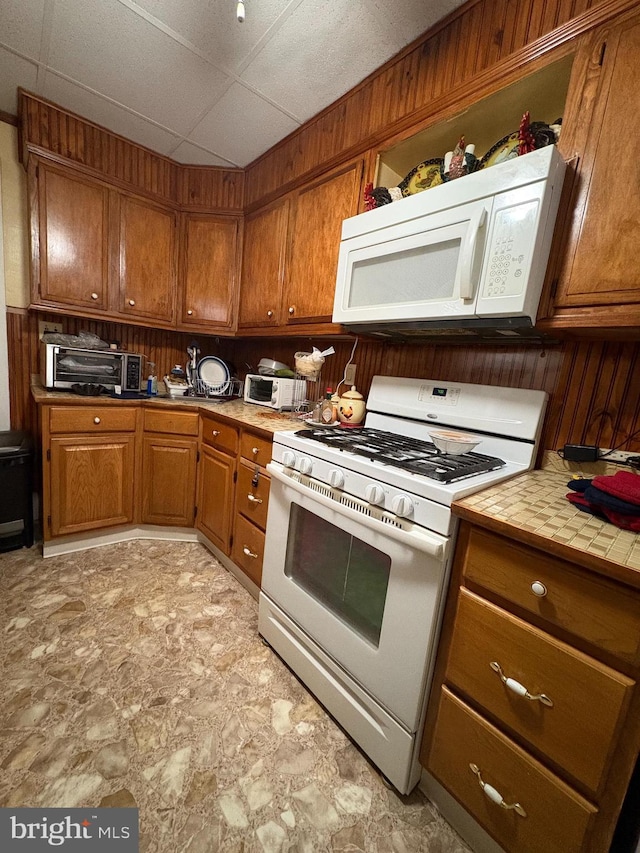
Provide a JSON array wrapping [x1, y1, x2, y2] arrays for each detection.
[[116, 194, 177, 325], [238, 198, 289, 329], [179, 213, 239, 332], [31, 160, 110, 312], [285, 161, 362, 325], [544, 9, 640, 330]]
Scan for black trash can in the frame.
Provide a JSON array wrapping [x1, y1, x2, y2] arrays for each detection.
[[0, 430, 34, 552]]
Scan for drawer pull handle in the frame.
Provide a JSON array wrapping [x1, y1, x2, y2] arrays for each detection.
[[531, 580, 547, 597], [212, 430, 220, 437], [267, 310, 273, 318], [128, 299, 136, 306], [187, 309, 193, 316], [243, 546, 258, 559], [91, 292, 99, 300], [469, 764, 526, 817], [93, 417, 101, 424], [252, 446, 259, 455], [247, 494, 263, 504], [490, 661, 553, 707]]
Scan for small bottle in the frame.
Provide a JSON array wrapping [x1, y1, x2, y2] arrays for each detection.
[[147, 363, 158, 396], [320, 387, 335, 424]]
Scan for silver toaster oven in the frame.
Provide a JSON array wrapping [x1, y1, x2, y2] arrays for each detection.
[[41, 342, 144, 392]]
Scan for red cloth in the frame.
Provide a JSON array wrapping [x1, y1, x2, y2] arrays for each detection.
[[591, 471, 640, 506]]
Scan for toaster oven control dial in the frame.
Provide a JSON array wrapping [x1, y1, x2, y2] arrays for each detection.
[[365, 484, 385, 506], [328, 468, 345, 489], [281, 451, 296, 468], [297, 456, 313, 475], [391, 495, 414, 518]]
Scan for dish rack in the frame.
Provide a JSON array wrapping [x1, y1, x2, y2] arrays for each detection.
[[191, 377, 243, 399]]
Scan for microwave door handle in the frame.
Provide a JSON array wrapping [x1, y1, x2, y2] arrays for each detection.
[[459, 206, 487, 301]]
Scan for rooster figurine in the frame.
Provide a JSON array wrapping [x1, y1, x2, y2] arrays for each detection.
[[442, 136, 479, 181]]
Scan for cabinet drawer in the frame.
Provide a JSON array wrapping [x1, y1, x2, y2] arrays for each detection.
[[231, 514, 265, 587], [240, 431, 272, 466], [447, 590, 634, 795], [49, 405, 137, 434], [144, 408, 199, 436], [236, 460, 270, 530], [462, 527, 640, 665], [428, 688, 597, 853], [201, 415, 238, 455]]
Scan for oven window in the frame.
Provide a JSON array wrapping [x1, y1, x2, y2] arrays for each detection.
[[284, 504, 391, 647]]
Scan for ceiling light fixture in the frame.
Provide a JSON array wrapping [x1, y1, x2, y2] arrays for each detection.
[[236, 0, 246, 23]]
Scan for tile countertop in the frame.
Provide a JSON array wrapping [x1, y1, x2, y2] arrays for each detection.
[[453, 452, 640, 590], [31, 383, 306, 436]]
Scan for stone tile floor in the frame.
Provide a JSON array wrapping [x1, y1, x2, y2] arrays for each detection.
[[0, 540, 471, 852]]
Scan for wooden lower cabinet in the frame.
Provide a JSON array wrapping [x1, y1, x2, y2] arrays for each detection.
[[230, 430, 272, 587], [197, 444, 236, 554], [49, 434, 136, 537], [141, 436, 197, 526], [421, 521, 640, 853]]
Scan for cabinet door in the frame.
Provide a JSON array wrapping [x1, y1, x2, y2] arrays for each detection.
[[33, 160, 110, 311], [197, 444, 235, 554], [285, 162, 362, 325], [49, 434, 135, 536], [141, 435, 197, 526], [179, 214, 239, 331], [237, 198, 289, 329], [116, 194, 177, 325], [550, 11, 640, 327]]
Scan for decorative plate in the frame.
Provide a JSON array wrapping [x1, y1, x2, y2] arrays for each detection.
[[479, 131, 520, 169], [398, 158, 444, 196], [197, 356, 231, 394]]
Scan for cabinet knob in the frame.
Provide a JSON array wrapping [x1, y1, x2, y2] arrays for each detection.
[[93, 417, 101, 424], [267, 310, 273, 318], [91, 292, 98, 300], [212, 430, 220, 437], [128, 299, 136, 307], [469, 764, 527, 817], [247, 493, 263, 504], [490, 661, 553, 707], [252, 447, 259, 456], [187, 309, 193, 316], [531, 580, 547, 597], [243, 546, 258, 559], [288, 306, 295, 315]]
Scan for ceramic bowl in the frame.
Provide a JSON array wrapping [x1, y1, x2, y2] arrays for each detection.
[[428, 429, 481, 455]]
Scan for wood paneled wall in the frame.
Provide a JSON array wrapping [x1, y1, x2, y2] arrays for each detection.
[[244, 0, 618, 206]]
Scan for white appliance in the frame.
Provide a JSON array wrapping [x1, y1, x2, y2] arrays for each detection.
[[244, 373, 306, 410], [332, 146, 566, 340], [258, 376, 547, 795]]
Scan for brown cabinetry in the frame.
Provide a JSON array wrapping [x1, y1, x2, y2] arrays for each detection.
[[238, 161, 363, 335], [44, 405, 139, 539], [197, 413, 239, 554], [421, 522, 640, 853], [231, 431, 272, 587], [141, 409, 198, 526], [179, 213, 239, 332]]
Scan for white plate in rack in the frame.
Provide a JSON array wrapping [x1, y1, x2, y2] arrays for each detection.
[[197, 356, 231, 394]]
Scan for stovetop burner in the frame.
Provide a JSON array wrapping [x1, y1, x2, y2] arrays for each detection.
[[296, 427, 506, 483]]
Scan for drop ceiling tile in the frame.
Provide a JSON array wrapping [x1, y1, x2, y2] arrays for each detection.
[[169, 140, 235, 168], [0, 50, 38, 115], [240, 0, 409, 121], [48, 0, 230, 131], [188, 82, 300, 167], [371, 0, 465, 45], [0, 0, 46, 58], [130, 0, 288, 73], [42, 73, 183, 157]]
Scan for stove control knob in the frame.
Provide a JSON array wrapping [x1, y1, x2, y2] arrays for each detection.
[[297, 456, 313, 475], [328, 468, 345, 489], [365, 484, 385, 506], [281, 451, 296, 468], [391, 494, 414, 518]]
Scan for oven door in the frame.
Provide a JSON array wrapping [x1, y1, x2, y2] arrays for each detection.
[[260, 465, 451, 732]]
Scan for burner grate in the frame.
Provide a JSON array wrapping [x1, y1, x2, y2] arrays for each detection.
[[296, 427, 506, 483]]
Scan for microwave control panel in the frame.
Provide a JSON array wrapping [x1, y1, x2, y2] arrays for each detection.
[[481, 199, 538, 299]]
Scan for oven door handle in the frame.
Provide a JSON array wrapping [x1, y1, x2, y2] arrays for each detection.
[[268, 464, 447, 559]]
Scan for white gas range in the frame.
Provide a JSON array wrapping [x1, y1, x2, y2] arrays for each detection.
[[259, 376, 548, 794]]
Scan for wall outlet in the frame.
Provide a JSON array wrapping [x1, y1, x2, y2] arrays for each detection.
[[38, 320, 63, 340], [344, 363, 357, 386], [599, 449, 640, 465]]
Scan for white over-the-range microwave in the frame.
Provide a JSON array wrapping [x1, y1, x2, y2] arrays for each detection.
[[332, 145, 567, 339]]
